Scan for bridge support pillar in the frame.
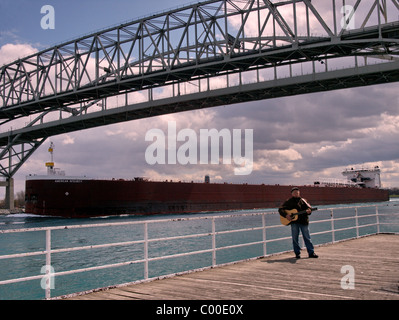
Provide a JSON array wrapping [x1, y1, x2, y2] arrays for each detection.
[[0, 178, 14, 210]]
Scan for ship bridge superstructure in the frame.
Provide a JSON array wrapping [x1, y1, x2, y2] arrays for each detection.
[[342, 166, 382, 188], [1, 0, 399, 207]]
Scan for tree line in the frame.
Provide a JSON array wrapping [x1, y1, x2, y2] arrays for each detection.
[[388, 187, 399, 197]]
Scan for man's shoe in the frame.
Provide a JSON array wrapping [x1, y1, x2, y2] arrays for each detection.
[[295, 254, 301, 259], [308, 253, 318, 258]]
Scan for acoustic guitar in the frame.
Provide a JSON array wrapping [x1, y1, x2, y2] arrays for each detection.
[[280, 208, 318, 226]]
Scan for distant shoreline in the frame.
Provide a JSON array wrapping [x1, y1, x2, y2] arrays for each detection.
[[0, 209, 23, 215]]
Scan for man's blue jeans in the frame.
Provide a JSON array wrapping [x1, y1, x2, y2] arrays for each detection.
[[290, 223, 314, 256]]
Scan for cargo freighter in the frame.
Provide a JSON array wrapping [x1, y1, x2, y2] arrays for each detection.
[[25, 144, 389, 218]]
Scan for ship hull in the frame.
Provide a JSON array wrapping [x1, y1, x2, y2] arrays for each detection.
[[25, 178, 389, 218]]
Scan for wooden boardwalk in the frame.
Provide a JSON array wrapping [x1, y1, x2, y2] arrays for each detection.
[[66, 234, 399, 300]]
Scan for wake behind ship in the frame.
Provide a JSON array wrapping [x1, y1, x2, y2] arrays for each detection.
[[25, 144, 389, 218]]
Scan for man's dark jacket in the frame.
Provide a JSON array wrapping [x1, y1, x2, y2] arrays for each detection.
[[278, 197, 312, 225]]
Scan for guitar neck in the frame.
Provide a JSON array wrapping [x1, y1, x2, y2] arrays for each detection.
[[293, 208, 317, 216]]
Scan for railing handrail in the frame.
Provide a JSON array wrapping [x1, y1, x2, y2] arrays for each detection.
[[0, 203, 386, 234], [0, 204, 398, 300]]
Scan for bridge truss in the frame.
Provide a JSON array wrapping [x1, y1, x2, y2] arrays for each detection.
[[1, 0, 399, 180]]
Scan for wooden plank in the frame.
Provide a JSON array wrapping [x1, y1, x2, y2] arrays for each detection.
[[65, 234, 399, 300]]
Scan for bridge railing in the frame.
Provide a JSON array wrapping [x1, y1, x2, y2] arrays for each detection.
[[0, 203, 398, 300]]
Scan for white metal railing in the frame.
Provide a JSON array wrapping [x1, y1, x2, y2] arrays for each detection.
[[0, 204, 398, 300]]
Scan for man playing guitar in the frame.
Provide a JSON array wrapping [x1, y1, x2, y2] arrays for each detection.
[[278, 187, 318, 259]]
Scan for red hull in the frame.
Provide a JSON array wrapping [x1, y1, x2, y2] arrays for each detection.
[[25, 178, 390, 218]]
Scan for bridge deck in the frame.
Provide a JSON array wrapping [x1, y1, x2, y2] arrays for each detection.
[[66, 234, 399, 300]]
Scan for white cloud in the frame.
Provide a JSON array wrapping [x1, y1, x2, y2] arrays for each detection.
[[312, 139, 353, 157], [254, 148, 302, 173], [62, 135, 75, 145], [0, 43, 37, 66]]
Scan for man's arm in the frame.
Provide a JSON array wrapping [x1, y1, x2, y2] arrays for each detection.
[[278, 200, 290, 217], [301, 198, 312, 215]]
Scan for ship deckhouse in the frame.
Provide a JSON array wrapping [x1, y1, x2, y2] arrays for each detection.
[[342, 166, 382, 188]]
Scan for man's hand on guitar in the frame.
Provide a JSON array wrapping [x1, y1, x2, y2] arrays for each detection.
[[280, 208, 317, 226]]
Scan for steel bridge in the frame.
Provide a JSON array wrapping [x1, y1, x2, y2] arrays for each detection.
[[1, 0, 399, 207]]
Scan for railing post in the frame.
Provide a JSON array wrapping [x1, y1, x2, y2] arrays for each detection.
[[262, 214, 267, 257], [376, 205, 380, 234], [355, 207, 359, 238], [330, 209, 335, 243], [45, 229, 51, 300], [144, 222, 149, 279], [212, 217, 216, 267]]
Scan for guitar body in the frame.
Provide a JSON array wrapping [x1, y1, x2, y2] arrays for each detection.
[[280, 207, 318, 226], [280, 209, 299, 226]]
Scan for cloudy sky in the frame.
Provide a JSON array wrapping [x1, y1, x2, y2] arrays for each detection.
[[1, 0, 399, 197]]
